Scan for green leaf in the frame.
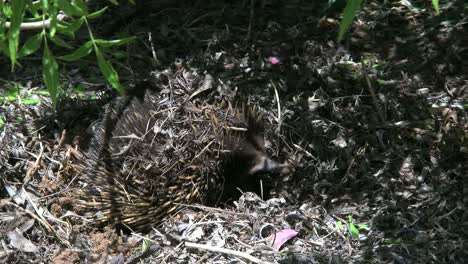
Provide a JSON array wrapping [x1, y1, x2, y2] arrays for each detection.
[[49, 2, 59, 36], [0, 2, 6, 38], [59, 41, 93, 61], [57, 0, 80, 17], [36, 90, 50, 95], [338, 0, 363, 42], [73, 84, 85, 94], [0, 117, 4, 128], [95, 37, 135, 48], [6, 89, 18, 101], [95, 48, 123, 93], [57, 19, 83, 38], [349, 222, 359, 239], [384, 238, 401, 244], [18, 33, 43, 58], [41, 0, 49, 10], [8, 0, 27, 70], [47, 34, 73, 49], [42, 43, 59, 109], [67, 19, 84, 32], [0, 41, 11, 57], [31, 0, 42, 10], [86, 6, 108, 19], [22, 98, 40, 105], [432, 0, 439, 15], [26, 0, 40, 17], [357, 223, 369, 230], [141, 239, 151, 253], [3, 5, 13, 19], [336, 221, 343, 231], [72, 0, 89, 15], [57, 0, 87, 17], [108, 0, 119, 5], [113, 51, 126, 60], [56, 22, 74, 38]]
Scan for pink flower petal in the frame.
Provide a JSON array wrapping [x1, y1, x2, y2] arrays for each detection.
[[271, 229, 298, 251], [268, 56, 281, 65]]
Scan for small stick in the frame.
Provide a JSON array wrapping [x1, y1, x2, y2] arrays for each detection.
[[23, 142, 43, 185], [185, 241, 275, 264], [148, 32, 159, 66], [270, 80, 282, 133], [192, 139, 215, 161], [38, 171, 81, 200], [292, 143, 317, 161], [362, 63, 385, 123], [225, 126, 248, 132], [131, 232, 159, 244], [260, 179, 264, 200]]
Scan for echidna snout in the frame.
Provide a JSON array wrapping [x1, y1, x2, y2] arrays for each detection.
[[219, 132, 288, 203], [248, 156, 290, 175]]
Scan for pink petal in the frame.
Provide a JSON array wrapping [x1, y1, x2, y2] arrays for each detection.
[[268, 56, 281, 65], [271, 229, 298, 251]]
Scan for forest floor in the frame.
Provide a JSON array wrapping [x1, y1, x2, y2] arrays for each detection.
[[1, 0, 467, 263]]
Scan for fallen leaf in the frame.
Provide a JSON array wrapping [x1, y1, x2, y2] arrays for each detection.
[[7, 230, 39, 253], [268, 56, 281, 65], [271, 229, 298, 251]]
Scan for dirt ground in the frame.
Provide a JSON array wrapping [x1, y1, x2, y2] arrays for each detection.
[[1, 0, 467, 263]]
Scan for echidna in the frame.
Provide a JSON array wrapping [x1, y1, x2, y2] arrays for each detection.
[[77, 85, 287, 232]]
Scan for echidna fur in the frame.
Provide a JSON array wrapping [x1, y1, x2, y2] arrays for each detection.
[[77, 87, 286, 232]]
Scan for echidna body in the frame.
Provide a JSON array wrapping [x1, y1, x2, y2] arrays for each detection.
[[78, 87, 284, 231]]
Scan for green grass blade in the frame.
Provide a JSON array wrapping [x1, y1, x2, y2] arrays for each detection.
[[59, 41, 93, 61], [432, 0, 439, 15], [8, 0, 27, 70], [57, 0, 80, 17], [22, 98, 41, 105], [94, 37, 135, 48], [47, 33, 73, 49], [95, 47, 123, 93], [338, 0, 363, 42], [349, 222, 359, 239], [87, 6, 108, 19], [72, 0, 89, 15], [42, 42, 59, 109], [18, 33, 43, 58]]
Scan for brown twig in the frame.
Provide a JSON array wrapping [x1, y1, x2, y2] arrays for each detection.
[[23, 142, 43, 185], [362, 62, 385, 123], [185, 241, 275, 264]]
